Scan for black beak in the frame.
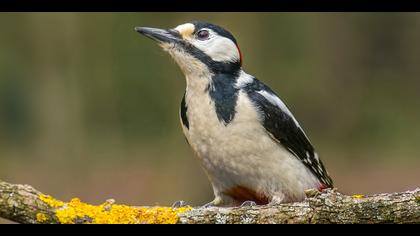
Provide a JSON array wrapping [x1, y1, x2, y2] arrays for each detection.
[[135, 27, 181, 44]]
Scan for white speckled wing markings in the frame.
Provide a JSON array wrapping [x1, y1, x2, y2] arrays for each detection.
[[242, 76, 333, 187]]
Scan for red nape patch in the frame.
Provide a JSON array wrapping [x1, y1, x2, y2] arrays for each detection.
[[318, 184, 327, 191], [236, 44, 243, 66], [224, 186, 269, 205]]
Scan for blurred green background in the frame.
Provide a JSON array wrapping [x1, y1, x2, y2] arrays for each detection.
[[1, 13, 419, 215]]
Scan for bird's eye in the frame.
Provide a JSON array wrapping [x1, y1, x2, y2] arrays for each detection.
[[196, 30, 210, 40]]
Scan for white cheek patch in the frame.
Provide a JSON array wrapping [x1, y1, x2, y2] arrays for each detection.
[[194, 36, 240, 63]]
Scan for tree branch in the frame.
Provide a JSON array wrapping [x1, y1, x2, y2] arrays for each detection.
[[0, 180, 419, 224]]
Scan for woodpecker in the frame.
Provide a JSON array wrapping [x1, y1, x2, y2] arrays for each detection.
[[135, 21, 333, 207]]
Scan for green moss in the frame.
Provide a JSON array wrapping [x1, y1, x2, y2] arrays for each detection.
[[415, 195, 420, 204]]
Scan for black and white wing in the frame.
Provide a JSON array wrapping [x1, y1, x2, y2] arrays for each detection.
[[243, 79, 333, 188]]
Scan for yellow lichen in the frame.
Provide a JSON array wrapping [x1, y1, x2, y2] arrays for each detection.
[[36, 213, 48, 222], [39, 194, 65, 208], [352, 194, 365, 199], [39, 194, 191, 224]]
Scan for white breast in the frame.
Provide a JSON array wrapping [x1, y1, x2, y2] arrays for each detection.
[[182, 83, 320, 203]]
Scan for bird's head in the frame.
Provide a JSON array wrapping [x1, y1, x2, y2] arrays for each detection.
[[135, 21, 242, 76]]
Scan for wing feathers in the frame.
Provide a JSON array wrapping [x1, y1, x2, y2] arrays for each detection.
[[243, 78, 333, 187]]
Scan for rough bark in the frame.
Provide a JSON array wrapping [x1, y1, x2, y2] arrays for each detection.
[[0, 180, 419, 224], [0, 181, 58, 224]]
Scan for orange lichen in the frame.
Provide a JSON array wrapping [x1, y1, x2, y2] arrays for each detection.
[[39, 194, 191, 224]]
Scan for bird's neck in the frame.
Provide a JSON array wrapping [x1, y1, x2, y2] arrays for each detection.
[[184, 70, 241, 97], [184, 74, 212, 96]]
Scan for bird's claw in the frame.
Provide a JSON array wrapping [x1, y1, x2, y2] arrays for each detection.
[[240, 201, 257, 207], [200, 202, 215, 208], [171, 200, 188, 208]]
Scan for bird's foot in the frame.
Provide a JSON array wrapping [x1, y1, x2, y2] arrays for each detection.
[[239, 201, 257, 207], [200, 201, 215, 208], [200, 197, 224, 208], [267, 193, 286, 206], [171, 200, 189, 208]]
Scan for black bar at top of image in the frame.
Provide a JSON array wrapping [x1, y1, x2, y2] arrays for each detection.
[[0, 0, 419, 12]]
